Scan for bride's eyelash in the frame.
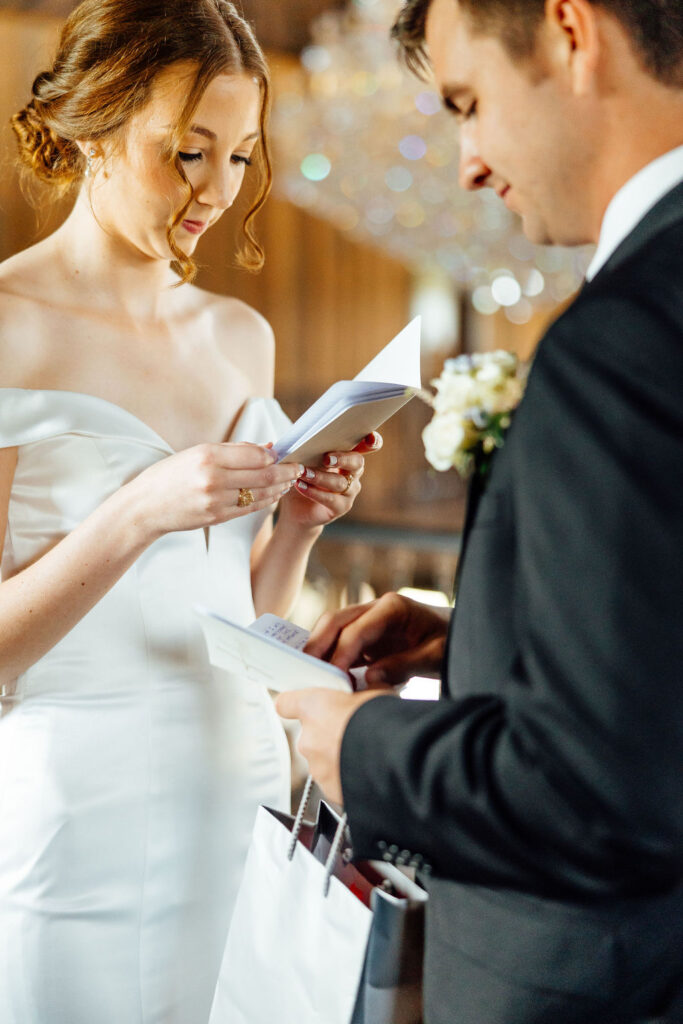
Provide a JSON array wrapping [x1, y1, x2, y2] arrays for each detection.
[[177, 153, 252, 166]]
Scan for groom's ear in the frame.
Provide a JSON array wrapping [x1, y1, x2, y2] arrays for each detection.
[[543, 0, 601, 97]]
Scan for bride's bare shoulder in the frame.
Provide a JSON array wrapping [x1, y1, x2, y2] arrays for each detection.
[[181, 284, 275, 390], [0, 243, 58, 387]]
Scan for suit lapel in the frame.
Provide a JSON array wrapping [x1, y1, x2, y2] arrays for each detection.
[[441, 471, 486, 696], [589, 180, 683, 285]]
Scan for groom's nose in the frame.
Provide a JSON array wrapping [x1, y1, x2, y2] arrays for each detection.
[[458, 123, 491, 191]]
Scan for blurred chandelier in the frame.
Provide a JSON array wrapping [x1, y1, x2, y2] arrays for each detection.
[[270, 0, 593, 321]]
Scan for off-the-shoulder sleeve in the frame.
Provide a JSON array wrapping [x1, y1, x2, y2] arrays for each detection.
[[229, 397, 293, 446]]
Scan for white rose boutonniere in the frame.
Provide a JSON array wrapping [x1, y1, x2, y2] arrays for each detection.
[[421, 350, 526, 479]]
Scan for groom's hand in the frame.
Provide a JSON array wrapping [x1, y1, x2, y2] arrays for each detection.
[[304, 592, 451, 688], [276, 688, 391, 804]]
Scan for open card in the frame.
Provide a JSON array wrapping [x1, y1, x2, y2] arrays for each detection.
[[195, 607, 352, 693], [273, 317, 421, 466]]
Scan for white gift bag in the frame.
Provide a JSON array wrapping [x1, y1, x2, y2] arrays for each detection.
[[209, 780, 426, 1024]]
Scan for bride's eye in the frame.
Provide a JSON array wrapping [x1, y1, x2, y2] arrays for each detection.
[[178, 151, 202, 163]]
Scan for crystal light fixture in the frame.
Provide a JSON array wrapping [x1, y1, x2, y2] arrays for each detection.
[[270, 0, 593, 321]]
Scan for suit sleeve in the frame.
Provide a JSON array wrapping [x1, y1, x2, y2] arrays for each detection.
[[340, 280, 683, 898]]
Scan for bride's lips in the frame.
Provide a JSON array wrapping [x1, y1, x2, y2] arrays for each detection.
[[181, 219, 207, 235]]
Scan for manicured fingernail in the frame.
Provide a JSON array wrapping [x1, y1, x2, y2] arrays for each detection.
[[305, 468, 315, 480], [297, 464, 306, 476], [298, 480, 308, 491], [325, 455, 338, 467]]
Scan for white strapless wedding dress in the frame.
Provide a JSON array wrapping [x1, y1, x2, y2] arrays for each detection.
[[0, 389, 292, 1024]]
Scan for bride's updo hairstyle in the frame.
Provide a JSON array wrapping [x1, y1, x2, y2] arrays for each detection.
[[11, 0, 272, 282]]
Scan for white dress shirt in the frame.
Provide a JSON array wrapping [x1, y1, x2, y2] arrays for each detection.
[[585, 145, 683, 281]]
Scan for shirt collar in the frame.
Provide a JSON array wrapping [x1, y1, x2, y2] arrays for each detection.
[[585, 145, 683, 281]]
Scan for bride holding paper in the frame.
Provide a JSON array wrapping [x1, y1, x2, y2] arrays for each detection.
[[0, 2, 395, 1021]]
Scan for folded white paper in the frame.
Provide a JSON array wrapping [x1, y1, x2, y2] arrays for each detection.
[[273, 317, 421, 466], [195, 607, 352, 693]]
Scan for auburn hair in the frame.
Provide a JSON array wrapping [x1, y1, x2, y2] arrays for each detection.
[[11, 0, 273, 282]]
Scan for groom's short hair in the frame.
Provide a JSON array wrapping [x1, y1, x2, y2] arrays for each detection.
[[392, 0, 683, 87]]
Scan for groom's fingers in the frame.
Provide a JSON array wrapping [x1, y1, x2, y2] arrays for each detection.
[[276, 688, 388, 805], [304, 603, 375, 660], [324, 596, 409, 673], [364, 636, 446, 688]]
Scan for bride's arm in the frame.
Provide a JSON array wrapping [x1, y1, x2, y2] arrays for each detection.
[[0, 452, 155, 688], [250, 435, 380, 618], [0, 442, 298, 689], [250, 515, 322, 619]]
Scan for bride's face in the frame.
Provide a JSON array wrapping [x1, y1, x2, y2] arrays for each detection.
[[84, 63, 262, 263]]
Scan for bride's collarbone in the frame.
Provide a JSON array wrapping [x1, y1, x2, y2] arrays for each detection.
[[0, 305, 256, 450]]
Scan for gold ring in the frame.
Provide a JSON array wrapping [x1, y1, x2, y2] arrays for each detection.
[[340, 472, 353, 494], [237, 487, 255, 508]]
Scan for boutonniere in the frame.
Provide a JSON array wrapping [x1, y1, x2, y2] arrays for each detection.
[[420, 350, 527, 480]]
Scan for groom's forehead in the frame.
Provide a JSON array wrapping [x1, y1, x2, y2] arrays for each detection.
[[426, 0, 495, 85]]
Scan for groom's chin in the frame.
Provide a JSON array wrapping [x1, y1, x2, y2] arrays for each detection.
[[519, 210, 556, 247], [520, 209, 594, 250]]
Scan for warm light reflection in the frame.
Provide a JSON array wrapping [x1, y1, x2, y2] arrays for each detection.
[[398, 586, 451, 607]]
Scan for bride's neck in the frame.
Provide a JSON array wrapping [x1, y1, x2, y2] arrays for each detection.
[[50, 193, 182, 323]]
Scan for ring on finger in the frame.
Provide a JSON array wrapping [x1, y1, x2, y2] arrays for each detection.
[[237, 487, 255, 508], [340, 471, 354, 494]]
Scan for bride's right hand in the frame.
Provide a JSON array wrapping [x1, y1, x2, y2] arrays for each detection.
[[126, 443, 303, 538]]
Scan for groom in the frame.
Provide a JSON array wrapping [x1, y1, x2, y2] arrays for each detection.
[[278, 1, 683, 1021]]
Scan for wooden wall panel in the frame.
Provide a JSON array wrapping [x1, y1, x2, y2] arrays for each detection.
[[0, 13, 66, 256]]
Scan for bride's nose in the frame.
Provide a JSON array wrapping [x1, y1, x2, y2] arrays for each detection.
[[196, 162, 241, 211]]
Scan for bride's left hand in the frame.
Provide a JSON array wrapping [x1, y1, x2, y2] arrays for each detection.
[[277, 432, 382, 530]]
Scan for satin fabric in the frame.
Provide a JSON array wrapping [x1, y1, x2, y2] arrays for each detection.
[[0, 389, 292, 1024]]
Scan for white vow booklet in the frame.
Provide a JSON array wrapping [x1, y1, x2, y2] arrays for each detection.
[[195, 606, 353, 693], [273, 317, 421, 466]]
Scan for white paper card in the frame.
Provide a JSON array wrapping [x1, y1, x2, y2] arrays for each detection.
[[272, 317, 421, 465], [195, 606, 352, 693], [353, 316, 422, 387], [250, 613, 309, 650]]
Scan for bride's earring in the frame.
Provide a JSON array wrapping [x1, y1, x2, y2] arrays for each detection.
[[84, 148, 96, 178]]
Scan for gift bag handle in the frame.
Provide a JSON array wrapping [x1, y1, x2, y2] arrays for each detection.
[[287, 775, 349, 898]]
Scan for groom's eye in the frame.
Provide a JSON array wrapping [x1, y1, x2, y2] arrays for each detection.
[[445, 96, 477, 123]]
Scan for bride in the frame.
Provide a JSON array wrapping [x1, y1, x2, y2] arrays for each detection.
[[0, 1, 378, 1021]]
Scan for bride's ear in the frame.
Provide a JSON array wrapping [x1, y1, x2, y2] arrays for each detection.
[[75, 141, 103, 179], [75, 140, 98, 159]]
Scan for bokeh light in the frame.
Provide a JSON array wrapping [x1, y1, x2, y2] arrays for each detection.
[[385, 166, 413, 192], [399, 135, 428, 161], [300, 154, 332, 182]]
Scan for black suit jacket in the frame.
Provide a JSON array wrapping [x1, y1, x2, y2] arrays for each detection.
[[341, 181, 683, 1024]]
